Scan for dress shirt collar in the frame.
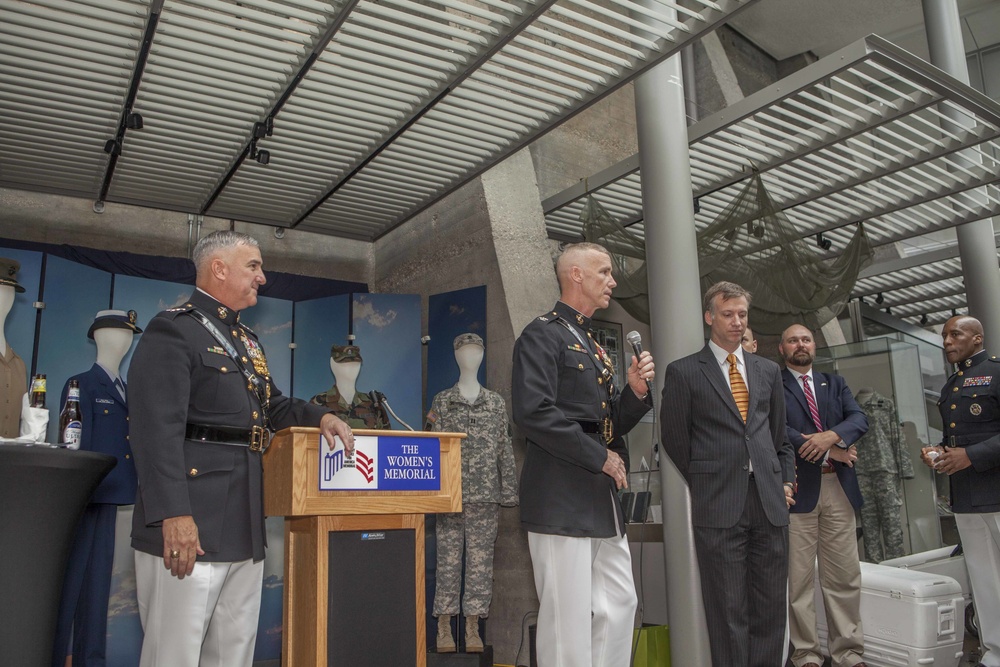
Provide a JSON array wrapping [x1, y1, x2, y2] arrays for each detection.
[[708, 339, 745, 370], [788, 367, 814, 387], [96, 362, 121, 385]]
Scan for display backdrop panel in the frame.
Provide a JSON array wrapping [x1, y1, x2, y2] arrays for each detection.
[[36, 255, 113, 444], [111, 274, 191, 380], [292, 293, 350, 401], [0, 247, 43, 376], [426, 286, 487, 415], [352, 293, 422, 430]]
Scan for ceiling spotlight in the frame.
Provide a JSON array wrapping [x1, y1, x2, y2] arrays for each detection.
[[253, 121, 267, 140], [126, 112, 144, 130], [815, 232, 832, 250], [920, 314, 929, 325], [103, 139, 121, 156], [952, 309, 958, 317], [858, 296, 866, 305], [265, 116, 274, 137], [875, 292, 884, 304], [255, 149, 270, 165], [885, 307, 892, 315]]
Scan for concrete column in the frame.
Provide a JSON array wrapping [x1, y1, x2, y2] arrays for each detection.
[[634, 4, 712, 664], [923, 0, 1000, 350]]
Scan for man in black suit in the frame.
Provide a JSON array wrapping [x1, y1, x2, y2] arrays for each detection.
[[779, 324, 869, 667], [921, 315, 1000, 667], [512, 242, 654, 667], [129, 230, 354, 667], [661, 281, 794, 667]]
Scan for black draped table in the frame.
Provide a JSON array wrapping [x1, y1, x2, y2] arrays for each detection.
[[0, 444, 115, 667]]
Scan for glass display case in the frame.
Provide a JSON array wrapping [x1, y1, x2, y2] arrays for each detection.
[[814, 337, 944, 558]]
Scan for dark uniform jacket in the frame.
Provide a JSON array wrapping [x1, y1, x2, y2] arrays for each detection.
[[512, 301, 651, 538], [939, 350, 1000, 514], [62, 364, 136, 505], [129, 290, 330, 562], [782, 369, 868, 513]]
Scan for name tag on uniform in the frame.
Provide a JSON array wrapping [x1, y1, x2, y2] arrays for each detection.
[[963, 376, 992, 387], [95, 398, 115, 404]]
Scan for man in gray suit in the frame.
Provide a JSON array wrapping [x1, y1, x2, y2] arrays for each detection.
[[662, 281, 795, 667]]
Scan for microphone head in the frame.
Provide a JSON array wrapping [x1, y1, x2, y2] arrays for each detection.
[[626, 330, 642, 346]]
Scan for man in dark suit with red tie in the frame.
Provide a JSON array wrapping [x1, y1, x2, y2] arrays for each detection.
[[662, 281, 795, 667], [779, 324, 869, 667]]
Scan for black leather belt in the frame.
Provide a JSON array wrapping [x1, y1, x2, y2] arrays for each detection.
[[572, 420, 602, 434], [185, 424, 271, 453]]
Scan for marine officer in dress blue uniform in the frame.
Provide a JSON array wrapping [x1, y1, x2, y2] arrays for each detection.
[[128, 231, 355, 667], [52, 309, 142, 667], [922, 316, 1000, 667], [512, 242, 654, 667]]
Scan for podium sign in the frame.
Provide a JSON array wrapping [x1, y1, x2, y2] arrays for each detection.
[[264, 428, 464, 667], [319, 434, 442, 491]]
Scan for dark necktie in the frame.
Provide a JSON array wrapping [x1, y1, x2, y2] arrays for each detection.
[[801, 375, 822, 432], [726, 354, 749, 422]]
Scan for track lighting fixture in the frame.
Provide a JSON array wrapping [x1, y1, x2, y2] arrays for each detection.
[[249, 140, 270, 165], [885, 307, 892, 315], [265, 116, 274, 137], [253, 121, 267, 140], [815, 232, 832, 250], [952, 309, 958, 317], [126, 112, 144, 130], [920, 314, 929, 325], [103, 139, 121, 156], [875, 292, 884, 304]]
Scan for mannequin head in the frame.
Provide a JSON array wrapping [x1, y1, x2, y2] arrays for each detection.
[[330, 344, 363, 393], [455, 344, 484, 373], [88, 310, 142, 373], [0, 285, 14, 324]]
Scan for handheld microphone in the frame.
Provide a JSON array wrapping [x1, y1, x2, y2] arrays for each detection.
[[626, 330, 653, 395]]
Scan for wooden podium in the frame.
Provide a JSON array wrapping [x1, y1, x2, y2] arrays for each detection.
[[264, 427, 464, 667]]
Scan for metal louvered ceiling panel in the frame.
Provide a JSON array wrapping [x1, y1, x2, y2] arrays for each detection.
[[108, 0, 336, 211], [0, 0, 150, 195], [541, 34, 1000, 329]]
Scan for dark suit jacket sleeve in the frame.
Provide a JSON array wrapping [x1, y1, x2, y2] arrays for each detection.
[[128, 315, 195, 524], [967, 433, 1000, 471], [829, 375, 868, 446], [511, 322, 608, 474], [770, 364, 795, 483], [660, 361, 692, 478]]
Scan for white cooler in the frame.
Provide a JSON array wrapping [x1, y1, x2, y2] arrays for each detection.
[[816, 562, 965, 667], [880, 546, 972, 599]]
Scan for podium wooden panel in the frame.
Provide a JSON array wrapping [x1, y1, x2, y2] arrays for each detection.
[[264, 427, 464, 667]]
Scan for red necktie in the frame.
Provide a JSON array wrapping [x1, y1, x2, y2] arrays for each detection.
[[801, 375, 823, 432]]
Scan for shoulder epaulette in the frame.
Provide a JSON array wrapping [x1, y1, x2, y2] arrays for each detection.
[[163, 303, 195, 317]]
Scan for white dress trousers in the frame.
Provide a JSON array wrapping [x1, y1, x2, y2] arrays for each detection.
[[527, 531, 637, 667], [134, 551, 264, 667]]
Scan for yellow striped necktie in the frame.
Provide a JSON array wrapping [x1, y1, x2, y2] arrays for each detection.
[[727, 353, 749, 422]]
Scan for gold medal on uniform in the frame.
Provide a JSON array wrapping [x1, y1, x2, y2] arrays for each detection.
[[970, 403, 983, 416]]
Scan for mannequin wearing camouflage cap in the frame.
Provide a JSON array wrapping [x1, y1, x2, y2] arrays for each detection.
[[52, 309, 142, 667], [309, 345, 390, 429], [0, 258, 28, 438], [426, 333, 517, 654]]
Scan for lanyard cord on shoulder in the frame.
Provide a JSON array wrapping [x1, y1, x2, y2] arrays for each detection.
[[187, 308, 272, 429]]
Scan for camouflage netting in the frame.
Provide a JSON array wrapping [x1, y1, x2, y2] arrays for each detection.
[[581, 170, 874, 334]]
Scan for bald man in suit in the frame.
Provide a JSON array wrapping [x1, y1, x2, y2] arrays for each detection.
[[662, 282, 795, 667]]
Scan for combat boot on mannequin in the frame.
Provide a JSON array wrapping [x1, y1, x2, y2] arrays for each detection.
[[436, 615, 456, 653], [465, 615, 483, 653]]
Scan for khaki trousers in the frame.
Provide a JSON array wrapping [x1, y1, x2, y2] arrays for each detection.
[[788, 473, 864, 667]]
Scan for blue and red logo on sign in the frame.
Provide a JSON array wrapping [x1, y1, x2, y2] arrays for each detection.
[[319, 435, 441, 491]]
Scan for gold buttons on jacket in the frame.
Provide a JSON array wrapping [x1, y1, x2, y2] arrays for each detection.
[[253, 411, 259, 420], [950, 422, 956, 428], [189, 468, 198, 476], [951, 404, 956, 410], [578, 363, 584, 370], [602, 401, 607, 409], [220, 366, 228, 373], [103, 409, 109, 414]]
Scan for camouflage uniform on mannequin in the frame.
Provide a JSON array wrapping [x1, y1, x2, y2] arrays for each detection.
[[854, 389, 914, 562], [426, 333, 517, 654], [310, 345, 390, 429]]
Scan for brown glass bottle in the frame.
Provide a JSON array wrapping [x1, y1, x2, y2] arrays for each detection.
[[59, 379, 82, 449], [30, 374, 46, 408]]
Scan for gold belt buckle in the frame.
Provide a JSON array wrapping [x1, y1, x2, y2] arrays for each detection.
[[602, 416, 614, 445], [250, 425, 270, 453]]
